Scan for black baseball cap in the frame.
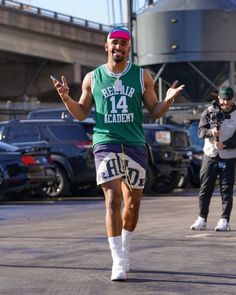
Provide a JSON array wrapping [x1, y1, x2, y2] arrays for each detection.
[[219, 86, 234, 100]]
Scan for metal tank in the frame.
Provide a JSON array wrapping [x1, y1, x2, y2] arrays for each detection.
[[136, 0, 236, 102]]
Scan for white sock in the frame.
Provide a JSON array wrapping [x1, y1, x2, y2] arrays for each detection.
[[122, 229, 133, 271], [108, 236, 124, 262], [122, 229, 133, 252]]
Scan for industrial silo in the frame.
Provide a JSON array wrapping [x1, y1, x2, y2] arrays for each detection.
[[136, 0, 236, 102]]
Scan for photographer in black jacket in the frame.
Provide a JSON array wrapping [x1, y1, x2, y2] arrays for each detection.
[[191, 86, 236, 231]]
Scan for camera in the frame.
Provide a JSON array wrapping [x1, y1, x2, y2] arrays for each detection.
[[209, 100, 230, 128]]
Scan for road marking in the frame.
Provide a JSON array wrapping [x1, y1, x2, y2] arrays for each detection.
[[185, 233, 211, 238], [185, 234, 236, 241]]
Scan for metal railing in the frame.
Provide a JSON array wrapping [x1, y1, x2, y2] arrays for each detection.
[[0, 0, 112, 31]]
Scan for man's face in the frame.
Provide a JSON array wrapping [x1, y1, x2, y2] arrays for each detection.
[[218, 97, 235, 112], [105, 38, 130, 62]]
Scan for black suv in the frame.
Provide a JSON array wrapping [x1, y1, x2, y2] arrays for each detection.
[[0, 118, 96, 197], [143, 124, 192, 193]]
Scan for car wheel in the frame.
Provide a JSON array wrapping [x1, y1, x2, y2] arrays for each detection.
[[144, 164, 156, 194], [42, 163, 70, 198], [154, 171, 181, 193]]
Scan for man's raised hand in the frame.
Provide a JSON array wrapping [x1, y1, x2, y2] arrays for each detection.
[[165, 80, 185, 104], [51, 75, 70, 102]]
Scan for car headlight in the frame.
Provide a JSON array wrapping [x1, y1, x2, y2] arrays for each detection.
[[155, 131, 171, 144], [187, 150, 193, 157]]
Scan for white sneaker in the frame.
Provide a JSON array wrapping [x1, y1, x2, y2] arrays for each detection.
[[215, 218, 230, 232], [190, 216, 207, 230], [111, 259, 126, 281]]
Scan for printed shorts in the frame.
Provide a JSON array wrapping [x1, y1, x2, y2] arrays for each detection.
[[93, 143, 148, 189]]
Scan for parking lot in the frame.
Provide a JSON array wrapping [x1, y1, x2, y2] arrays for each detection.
[[0, 188, 236, 295]]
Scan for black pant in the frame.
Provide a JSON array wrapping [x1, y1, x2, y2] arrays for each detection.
[[198, 155, 235, 222]]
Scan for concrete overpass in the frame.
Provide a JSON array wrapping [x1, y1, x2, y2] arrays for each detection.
[[0, 0, 110, 107]]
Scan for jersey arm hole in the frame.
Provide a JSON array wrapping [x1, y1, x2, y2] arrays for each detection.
[[140, 68, 145, 95], [91, 70, 95, 96]]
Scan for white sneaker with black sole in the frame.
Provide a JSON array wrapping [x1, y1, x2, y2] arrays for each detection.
[[215, 218, 230, 231], [190, 216, 207, 230]]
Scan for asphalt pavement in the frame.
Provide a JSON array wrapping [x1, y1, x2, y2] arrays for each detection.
[[0, 188, 236, 295]]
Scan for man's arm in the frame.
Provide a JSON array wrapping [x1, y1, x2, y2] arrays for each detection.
[[198, 108, 219, 139], [142, 69, 185, 119], [51, 73, 94, 121]]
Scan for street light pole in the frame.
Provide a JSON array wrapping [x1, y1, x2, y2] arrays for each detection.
[[127, 0, 135, 63]]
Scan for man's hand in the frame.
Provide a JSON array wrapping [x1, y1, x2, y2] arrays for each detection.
[[165, 80, 185, 104], [211, 127, 220, 139], [214, 141, 225, 150], [51, 76, 70, 102]]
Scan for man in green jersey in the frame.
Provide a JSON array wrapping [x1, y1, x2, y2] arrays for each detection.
[[52, 27, 185, 281]]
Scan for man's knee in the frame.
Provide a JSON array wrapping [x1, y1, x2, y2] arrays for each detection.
[[105, 188, 122, 212], [125, 199, 141, 213]]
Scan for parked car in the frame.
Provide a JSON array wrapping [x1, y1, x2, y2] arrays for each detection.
[[184, 120, 204, 187], [0, 118, 96, 198], [27, 108, 193, 193], [143, 124, 192, 193], [0, 141, 56, 199]]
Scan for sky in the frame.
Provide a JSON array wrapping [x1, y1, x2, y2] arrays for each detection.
[[16, 0, 144, 26]]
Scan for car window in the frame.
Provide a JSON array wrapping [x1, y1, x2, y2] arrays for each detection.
[[188, 122, 204, 149], [7, 124, 40, 142], [47, 124, 89, 141]]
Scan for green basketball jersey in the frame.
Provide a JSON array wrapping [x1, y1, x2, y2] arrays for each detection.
[[91, 62, 146, 147]]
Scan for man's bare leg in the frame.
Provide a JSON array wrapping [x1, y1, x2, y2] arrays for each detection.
[[102, 179, 126, 281], [122, 182, 143, 272]]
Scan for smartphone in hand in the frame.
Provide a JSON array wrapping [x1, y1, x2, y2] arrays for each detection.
[[50, 75, 59, 83]]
